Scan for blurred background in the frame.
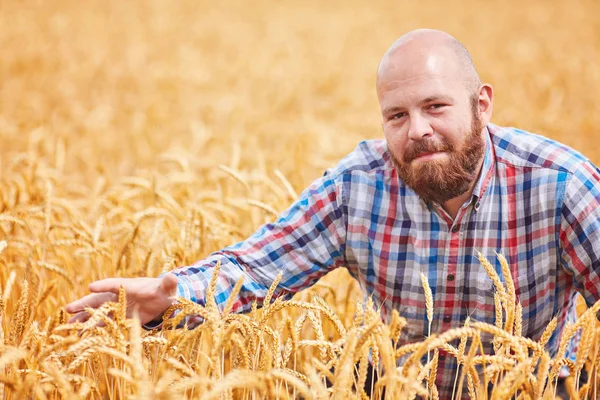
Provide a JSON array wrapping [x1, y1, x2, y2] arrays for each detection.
[[2, 0, 600, 185]]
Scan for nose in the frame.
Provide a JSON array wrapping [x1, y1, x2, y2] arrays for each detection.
[[407, 113, 433, 141]]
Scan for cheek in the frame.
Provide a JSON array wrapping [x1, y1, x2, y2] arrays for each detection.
[[383, 126, 406, 157], [430, 119, 466, 146], [430, 114, 458, 130]]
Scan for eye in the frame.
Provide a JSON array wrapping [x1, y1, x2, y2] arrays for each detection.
[[391, 112, 407, 120], [428, 104, 446, 110]]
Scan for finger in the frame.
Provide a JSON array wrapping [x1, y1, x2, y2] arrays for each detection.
[[65, 292, 117, 314], [68, 310, 91, 324], [88, 278, 129, 294]]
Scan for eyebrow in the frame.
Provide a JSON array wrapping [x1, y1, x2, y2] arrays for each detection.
[[420, 95, 453, 104], [382, 106, 404, 116]]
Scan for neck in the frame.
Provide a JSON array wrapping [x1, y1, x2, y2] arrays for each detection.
[[442, 191, 473, 220]]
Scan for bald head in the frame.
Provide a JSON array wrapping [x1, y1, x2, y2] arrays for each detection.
[[377, 29, 481, 94]]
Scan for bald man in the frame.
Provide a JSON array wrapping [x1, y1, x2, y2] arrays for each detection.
[[67, 30, 600, 397]]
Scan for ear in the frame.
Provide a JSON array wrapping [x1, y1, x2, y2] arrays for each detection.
[[477, 84, 494, 125]]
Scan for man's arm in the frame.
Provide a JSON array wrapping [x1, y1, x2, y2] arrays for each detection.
[[66, 168, 347, 325], [559, 160, 600, 307], [172, 167, 347, 313]]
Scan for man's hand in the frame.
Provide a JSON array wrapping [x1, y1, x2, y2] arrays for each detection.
[[65, 274, 179, 325]]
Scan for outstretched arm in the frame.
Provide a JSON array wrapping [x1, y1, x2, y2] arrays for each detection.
[[66, 168, 347, 325]]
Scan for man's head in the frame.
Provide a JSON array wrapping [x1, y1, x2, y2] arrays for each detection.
[[376, 29, 493, 204]]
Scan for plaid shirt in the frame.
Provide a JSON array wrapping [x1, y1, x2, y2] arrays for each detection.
[[170, 124, 600, 397]]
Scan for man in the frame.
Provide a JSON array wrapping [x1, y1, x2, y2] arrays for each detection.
[[66, 29, 600, 397]]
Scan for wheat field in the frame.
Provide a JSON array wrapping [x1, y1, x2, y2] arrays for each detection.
[[2, 0, 600, 399]]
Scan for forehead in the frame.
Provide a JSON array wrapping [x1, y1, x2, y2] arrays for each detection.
[[377, 72, 466, 109], [376, 44, 471, 107]]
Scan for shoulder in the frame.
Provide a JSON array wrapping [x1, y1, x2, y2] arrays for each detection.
[[329, 139, 392, 176], [489, 123, 592, 174]]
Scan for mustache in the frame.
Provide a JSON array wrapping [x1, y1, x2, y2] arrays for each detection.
[[402, 138, 453, 163]]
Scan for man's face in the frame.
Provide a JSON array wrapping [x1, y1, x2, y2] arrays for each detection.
[[378, 72, 485, 205]]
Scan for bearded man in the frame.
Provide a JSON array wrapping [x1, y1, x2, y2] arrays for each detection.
[[67, 29, 600, 397]]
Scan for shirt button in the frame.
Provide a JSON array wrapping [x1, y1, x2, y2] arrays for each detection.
[[451, 225, 460, 233], [447, 273, 455, 281], [443, 315, 451, 323]]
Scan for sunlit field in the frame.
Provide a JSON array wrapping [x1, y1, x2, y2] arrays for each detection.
[[2, 0, 600, 398]]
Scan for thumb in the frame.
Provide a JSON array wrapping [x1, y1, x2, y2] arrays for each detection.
[[160, 274, 178, 297]]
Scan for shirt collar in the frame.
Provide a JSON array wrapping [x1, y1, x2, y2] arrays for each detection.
[[469, 125, 496, 210]]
